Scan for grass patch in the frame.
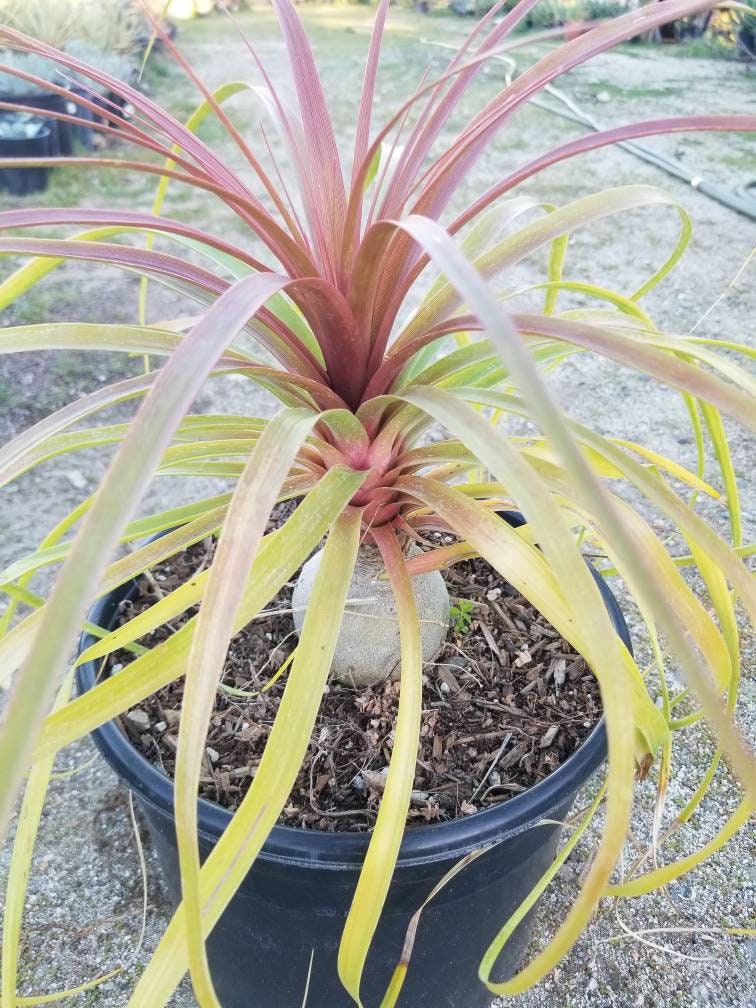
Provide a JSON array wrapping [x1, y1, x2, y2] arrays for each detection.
[[625, 38, 740, 60], [576, 79, 688, 100]]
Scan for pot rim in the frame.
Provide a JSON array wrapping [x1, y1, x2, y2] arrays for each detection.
[[76, 512, 631, 869], [0, 126, 52, 141]]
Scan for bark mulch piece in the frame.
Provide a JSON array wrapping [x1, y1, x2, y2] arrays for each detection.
[[111, 508, 602, 833]]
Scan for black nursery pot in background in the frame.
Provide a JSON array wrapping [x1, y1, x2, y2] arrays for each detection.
[[0, 123, 51, 196], [68, 88, 132, 150], [69, 85, 96, 149], [0, 90, 73, 156], [76, 511, 632, 1008]]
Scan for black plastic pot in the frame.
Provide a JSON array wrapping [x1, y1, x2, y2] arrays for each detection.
[[76, 511, 631, 1007], [91, 91, 133, 130], [69, 85, 97, 150], [0, 124, 52, 196], [0, 91, 73, 157]]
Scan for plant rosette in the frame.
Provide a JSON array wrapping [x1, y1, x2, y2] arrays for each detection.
[[0, 2, 754, 1007]]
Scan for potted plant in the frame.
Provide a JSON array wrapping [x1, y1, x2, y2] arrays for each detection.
[[0, 1, 753, 1006], [0, 0, 83, 154], [61, 40, 139, 147], [0, 1, 144, 153], [0, 110, 51, 194], [59, 1, 144, 145], [0, 50, 74, 156], [73, 0, 145, 58]]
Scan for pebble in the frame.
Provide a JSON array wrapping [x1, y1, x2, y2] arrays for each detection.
[[65, 470, 87, 490], [447, 655, 470, 672], [125, 709, 150, 731]]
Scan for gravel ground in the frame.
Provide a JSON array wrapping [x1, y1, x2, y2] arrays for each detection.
[[0, 7, 754, 1007]]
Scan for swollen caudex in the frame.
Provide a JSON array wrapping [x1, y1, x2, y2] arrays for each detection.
[[292, 543, 450, 689]]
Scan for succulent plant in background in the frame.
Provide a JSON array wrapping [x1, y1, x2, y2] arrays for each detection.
[[0, 1, 754, 1006], [0, 110, 46, 139], [75, 0, 146, 57], [0, 0, 147, 51], [0, 47, 75, 158], [0, 0, 81, 50], [0, 1, 143, 155], [62, 39, 138, 95], [0, 50, 61, 97]]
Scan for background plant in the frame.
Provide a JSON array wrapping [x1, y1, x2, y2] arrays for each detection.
[[0, 0, 82, 49], [450, 598, 475, 635], [467, 0, 632, 26], [0, 50, 60, 96], [74, 0, 146, 56], [0, 0, 145, 104], [0, 1, 754, 1006], [62, 40, 139, 94]]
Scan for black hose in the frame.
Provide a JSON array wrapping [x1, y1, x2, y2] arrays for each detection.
[[421, 37, 756, 222], [538, 101, 756, 222]]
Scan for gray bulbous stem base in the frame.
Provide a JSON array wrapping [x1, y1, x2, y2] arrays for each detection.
[[291, 542, 450, 689]]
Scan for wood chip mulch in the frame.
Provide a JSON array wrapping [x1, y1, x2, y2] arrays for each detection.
[[112, 506, 602, 832]]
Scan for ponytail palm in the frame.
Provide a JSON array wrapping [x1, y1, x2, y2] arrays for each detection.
[[0, 1, 754, 1005]]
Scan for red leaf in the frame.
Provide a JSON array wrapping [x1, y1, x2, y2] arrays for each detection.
[[271, 0, 346, 283]]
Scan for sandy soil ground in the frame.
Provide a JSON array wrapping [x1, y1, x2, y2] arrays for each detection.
[[0, 7, 754, 1007]]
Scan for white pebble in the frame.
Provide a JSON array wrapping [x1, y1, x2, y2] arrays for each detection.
[[126, 709, 150, 732], [65, 470, 87, 490]]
